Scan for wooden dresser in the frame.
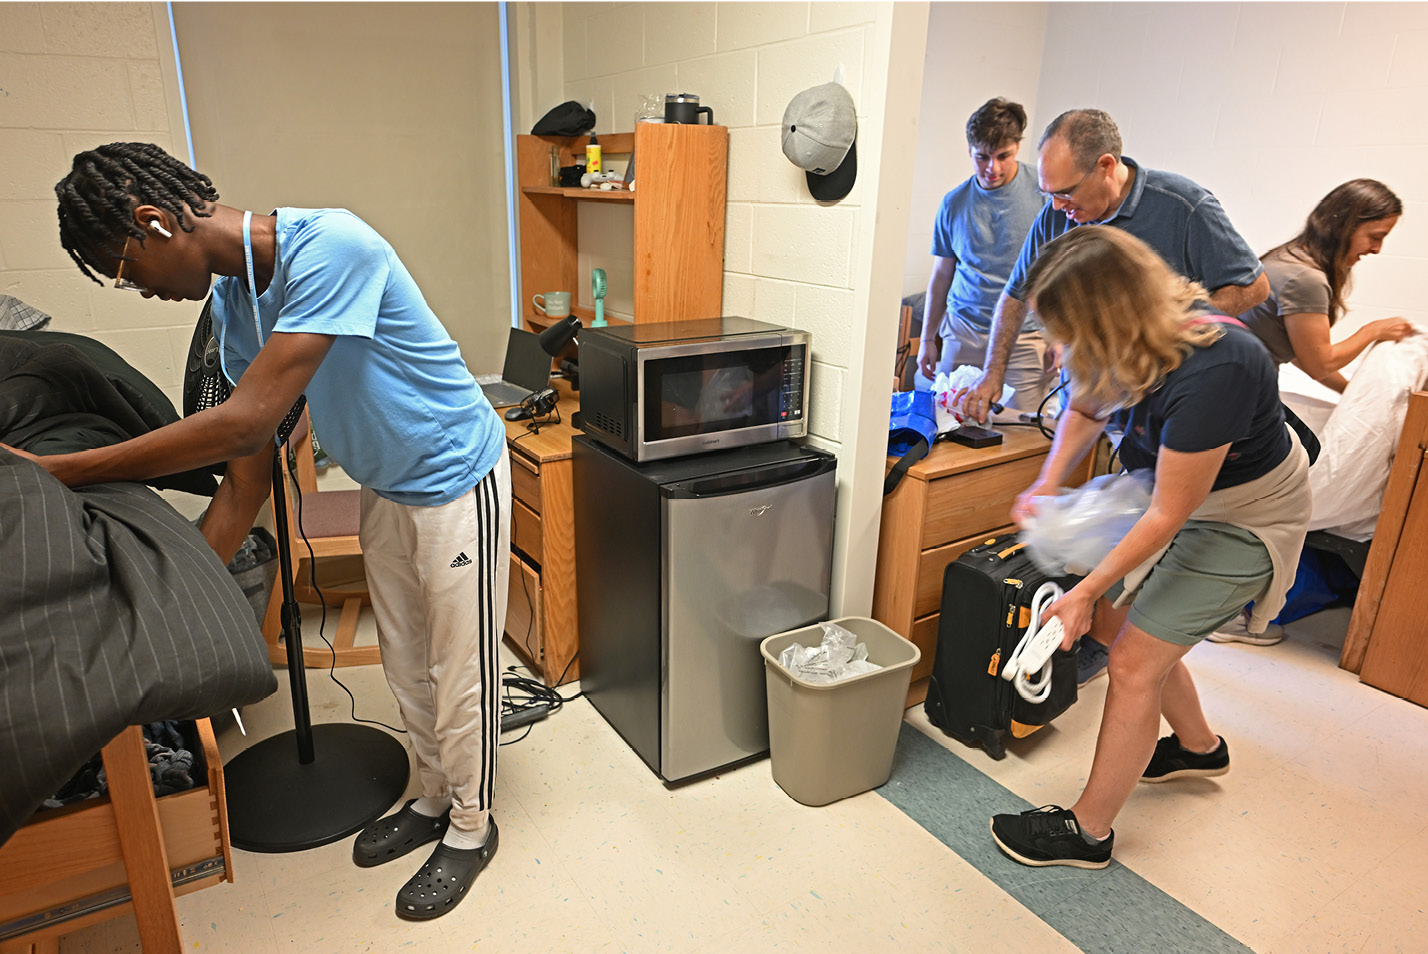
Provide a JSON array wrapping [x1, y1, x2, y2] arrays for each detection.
[[871, 428, 1066, 697], [502, 377, 581, 687]]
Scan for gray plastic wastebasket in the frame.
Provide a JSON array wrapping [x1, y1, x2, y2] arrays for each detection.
[[760, 617, 921, 806]]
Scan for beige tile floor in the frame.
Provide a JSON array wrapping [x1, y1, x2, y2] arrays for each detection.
[[56, 604, 1428, 954]]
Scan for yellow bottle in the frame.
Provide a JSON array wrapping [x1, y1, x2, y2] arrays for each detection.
[[586, 133, 601, 176]]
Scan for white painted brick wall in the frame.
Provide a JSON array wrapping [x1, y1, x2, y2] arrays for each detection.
[[0, 3, 194, 393], [562, 1, 879, 451]]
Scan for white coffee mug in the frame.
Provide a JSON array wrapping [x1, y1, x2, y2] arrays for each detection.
[[533, 291, 571, 318]]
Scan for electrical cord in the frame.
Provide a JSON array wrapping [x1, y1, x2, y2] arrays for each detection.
[[1001, 581, 1065, 704], [510, 405, 562, 443], [288, 447, 407, 734], [498, 653, 582, 746]]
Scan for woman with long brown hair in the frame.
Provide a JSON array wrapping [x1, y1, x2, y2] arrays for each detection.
[[988, 227, 1310, 869], [1240, 178, 1413, 393]]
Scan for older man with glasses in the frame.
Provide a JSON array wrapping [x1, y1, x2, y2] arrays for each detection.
[[955, 108, 1268, 425]]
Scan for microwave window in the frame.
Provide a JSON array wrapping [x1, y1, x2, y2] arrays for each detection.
[[645, 348, 790, 441]]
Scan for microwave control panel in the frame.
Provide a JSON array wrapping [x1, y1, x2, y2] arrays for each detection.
[[780, 349, 805, 421]]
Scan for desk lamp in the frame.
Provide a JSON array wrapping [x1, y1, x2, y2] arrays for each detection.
[[183, 299, 408, 853], [539, 314, 582, 356]]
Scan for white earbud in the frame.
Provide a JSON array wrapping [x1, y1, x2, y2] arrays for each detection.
[[148, 220, 172, 238]]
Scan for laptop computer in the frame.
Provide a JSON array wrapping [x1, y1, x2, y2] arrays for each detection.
[[476, 328, 552, 408]]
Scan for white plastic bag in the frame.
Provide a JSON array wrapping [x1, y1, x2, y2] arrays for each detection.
[[777, 622, 882, 684], [931, 366, 1015, 434], [1023, 471, 1153, 576]]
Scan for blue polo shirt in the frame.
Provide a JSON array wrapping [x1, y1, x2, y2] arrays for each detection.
[[1005, 157, 1262, 308], [930, 161, 1045, 335], [212, 208, 504, 507]]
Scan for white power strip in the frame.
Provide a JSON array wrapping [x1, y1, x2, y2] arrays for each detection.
[[1000, 582, 1066, 703]]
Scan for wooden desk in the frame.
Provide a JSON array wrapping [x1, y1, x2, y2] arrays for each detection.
[[502, 377, 581, 686], [872, 427, 1062, 701]]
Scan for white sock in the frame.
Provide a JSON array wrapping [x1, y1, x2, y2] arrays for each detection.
[[442, 817, 491, 850], [410, 795, 451, 818]]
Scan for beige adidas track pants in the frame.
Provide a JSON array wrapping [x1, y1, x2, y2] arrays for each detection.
[[358, 448, 511, 835]]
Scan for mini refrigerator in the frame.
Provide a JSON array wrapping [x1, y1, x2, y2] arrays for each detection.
[[573, 435, 836, 782]]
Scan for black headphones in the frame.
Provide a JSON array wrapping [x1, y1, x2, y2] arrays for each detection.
[[523, 386, 558, 417]]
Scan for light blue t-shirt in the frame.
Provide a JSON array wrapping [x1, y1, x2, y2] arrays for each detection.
[[213, 208, 503, 507], [930, 160, 1044, 335]]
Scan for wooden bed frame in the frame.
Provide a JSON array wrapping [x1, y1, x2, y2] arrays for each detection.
[[1338, 391, 1428, 707], [0, 720, 231, 954]]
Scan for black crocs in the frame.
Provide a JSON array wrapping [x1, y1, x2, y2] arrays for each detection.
[[352, 800, 450, 869], [394, 819, 499, 921]]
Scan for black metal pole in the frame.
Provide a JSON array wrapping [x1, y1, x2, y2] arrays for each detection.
[[270, 443, 315, 763], [221, 436, 409, 852]]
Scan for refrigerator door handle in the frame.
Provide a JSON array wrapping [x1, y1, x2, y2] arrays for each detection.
[[663, 456, 836, 499]]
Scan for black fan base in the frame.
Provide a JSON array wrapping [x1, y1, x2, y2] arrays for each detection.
[[224, 723, 410, 853]]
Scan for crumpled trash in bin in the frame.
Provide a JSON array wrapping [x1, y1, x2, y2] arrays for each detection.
[[777, 621, 884, 684]]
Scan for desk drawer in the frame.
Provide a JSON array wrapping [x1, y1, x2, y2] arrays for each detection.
[[513, 499, 542, 565], [504, 552, 544, 665], [922, 455, 1043, 549], [511, 454, 541, 513], [913, 526, 1014, 619], [0, 719, 228, 935]]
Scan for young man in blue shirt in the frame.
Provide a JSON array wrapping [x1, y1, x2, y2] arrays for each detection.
[[917, 97, 1052, 411], [31, 142, 509, 921]]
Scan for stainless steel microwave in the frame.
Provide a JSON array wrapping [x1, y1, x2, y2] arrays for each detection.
[[576, 317, 811, 462]]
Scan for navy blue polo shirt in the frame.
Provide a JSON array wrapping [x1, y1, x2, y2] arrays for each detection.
[[1005, 157, 1263, 308]]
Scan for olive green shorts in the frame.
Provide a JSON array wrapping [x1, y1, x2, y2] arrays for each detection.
[[1104, 520, 1273, 647]]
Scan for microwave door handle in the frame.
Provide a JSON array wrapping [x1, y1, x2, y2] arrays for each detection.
[[663, 457, 836, 499]]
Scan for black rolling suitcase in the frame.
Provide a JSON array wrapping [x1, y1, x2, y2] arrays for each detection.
[[924, 533, 1080, 760]]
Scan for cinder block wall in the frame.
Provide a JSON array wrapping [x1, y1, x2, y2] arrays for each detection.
[[0, 2, 198, 409], [561, 1, 884, 448]]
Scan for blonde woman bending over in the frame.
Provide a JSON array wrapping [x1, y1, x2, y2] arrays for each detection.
[[988, 228, 1310, 869]]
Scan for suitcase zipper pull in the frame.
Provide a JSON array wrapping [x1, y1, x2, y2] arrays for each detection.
[[988, 649, 1001, 676]]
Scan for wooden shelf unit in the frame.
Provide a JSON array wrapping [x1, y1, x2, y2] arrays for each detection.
[[507, 125, 728, 687], [516, 123, 728, 326]]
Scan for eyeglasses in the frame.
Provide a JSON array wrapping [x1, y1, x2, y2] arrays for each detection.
[[114, 236, 146, 292], [1047, 166, 1095, 202]]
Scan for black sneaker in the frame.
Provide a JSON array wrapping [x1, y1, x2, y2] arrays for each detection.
[[989, 805, 1113, 869], [1141, 733, 1229, 783]]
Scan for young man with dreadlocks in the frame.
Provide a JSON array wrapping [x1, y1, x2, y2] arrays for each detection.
[[28, 141, 510, 920]]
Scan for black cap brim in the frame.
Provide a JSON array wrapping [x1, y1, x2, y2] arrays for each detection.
[[805, 139, 856, 202]]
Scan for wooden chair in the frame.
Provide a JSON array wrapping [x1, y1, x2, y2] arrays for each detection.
[[261, 411, 381, 668], [895, 304, 917, 392]]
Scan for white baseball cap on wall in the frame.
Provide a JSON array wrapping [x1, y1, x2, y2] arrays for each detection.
[[781, 81, 858, 202]]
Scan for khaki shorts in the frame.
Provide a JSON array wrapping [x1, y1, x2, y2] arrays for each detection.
[[1104, 520, 1273, 646]]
